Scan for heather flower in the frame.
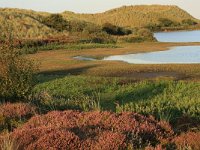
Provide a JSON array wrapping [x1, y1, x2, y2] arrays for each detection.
[[0, 103, 36, 119], [11, 110, 174, 150], [173, 132, 200, 150]]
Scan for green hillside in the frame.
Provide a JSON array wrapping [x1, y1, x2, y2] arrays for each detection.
[[62, 5, 199, 28]]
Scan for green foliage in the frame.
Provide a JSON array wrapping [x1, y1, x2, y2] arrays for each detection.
[[115, 81, 200, 123], [0, 28, 37, 101], [33, 76, 200, 123], [102, 23, 132, 35], [42, 14, 70, 32]]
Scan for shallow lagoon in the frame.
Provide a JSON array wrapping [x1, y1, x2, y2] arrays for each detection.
[[75, 30, 200, 64], [103, 46, 200, 64], [154, 30, 200, 42]]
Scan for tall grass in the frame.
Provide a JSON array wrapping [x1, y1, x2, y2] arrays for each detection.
[[0, 134, 19, 150]]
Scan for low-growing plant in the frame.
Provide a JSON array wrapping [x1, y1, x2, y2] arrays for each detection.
[[173, 132, 200, 150], [0, 103, 36, 132], [11, 111, 174, 149]]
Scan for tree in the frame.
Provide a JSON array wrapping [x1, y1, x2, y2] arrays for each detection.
[[0, 26, 37, 101]]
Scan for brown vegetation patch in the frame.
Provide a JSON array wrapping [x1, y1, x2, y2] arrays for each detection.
[[0, 103, 36, 119], [174, 132, 200, 150]]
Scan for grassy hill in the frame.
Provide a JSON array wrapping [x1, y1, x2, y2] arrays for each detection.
[[62, 5, 199, 28], [0, 5, 199, 39], [0, 8, 58, 39]]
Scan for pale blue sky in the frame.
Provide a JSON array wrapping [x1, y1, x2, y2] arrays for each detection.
[[0, 0, 199, 19]]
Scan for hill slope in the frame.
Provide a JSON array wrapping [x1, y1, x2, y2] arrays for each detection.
[[0, 5, 199, 39], [0, 8, 58, 39], [62, 5, 199, 28]]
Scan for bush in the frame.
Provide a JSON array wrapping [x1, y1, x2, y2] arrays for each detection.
[[78, 32, 116, 44], [0, 103, 36, 132], [158, 18, 176, 27], [11, 111, 173, 150], [145, 23, 162, 32], [136, 28, 156, 41], [102, 23, 132, 36], [42, 14, 70, 32], [0, 30, 37, 101]]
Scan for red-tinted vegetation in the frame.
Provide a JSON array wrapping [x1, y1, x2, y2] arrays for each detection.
[[0, 103, 36, 119], [11, 111, 173, 150], [0, 103, 36, 132], [174, 132, 200, 150]]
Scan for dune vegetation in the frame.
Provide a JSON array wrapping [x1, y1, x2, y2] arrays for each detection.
[[0, 4, 200, 150], [62, 5, 199, 28], [0, 5, 199, 40]]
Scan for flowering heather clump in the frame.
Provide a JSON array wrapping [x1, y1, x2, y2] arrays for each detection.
[[11, 110, 174, 150], [0, 103, 36, 132], [173, 132, 200, 150], [0, 103, 36, 119]]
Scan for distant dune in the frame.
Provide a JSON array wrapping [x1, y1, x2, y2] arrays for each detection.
[[0, 5, 199, 39], [62, 5, 199, 27]]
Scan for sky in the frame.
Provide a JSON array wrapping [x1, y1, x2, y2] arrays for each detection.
[[0, 0, 200, 19]]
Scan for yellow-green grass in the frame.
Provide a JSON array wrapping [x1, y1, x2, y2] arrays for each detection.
[[1, 5, 200, 39], [62, 5, 200, 28], [28, 42, 200, 80]]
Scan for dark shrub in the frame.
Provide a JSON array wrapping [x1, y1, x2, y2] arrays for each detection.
[[102, 23, 132, 36], [158, 18, 176, 27], [145, 23, 161, 32], [42, 14, 70, 32]]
